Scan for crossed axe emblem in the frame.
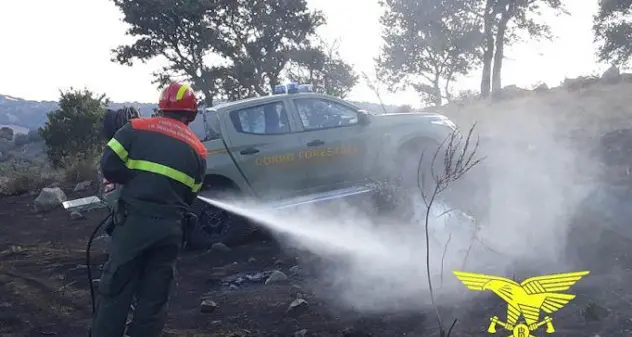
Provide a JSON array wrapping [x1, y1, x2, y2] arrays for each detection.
[[487, 316, 555, 337]]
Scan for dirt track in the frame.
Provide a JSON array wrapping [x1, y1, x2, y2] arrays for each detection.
[[1, 182, 632, 337]]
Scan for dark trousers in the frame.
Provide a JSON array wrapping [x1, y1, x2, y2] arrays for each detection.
[[91, 212, 183, 337]]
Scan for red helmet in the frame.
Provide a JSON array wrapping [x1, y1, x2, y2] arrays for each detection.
[[158, 82, 198, 112]]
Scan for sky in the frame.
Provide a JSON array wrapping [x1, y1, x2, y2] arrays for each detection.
[[0, 0, 604, 107]]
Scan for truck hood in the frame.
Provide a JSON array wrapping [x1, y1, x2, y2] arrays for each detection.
[[371, 112, 456, 129]]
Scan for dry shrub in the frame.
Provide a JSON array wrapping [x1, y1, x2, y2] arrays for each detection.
[[0, 150, 99, 196], [62, 155, 99, 184], [0, 159, 63, 196]]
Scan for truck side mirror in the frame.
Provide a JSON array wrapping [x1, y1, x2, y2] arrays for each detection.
[[357, 109, 371, 125]]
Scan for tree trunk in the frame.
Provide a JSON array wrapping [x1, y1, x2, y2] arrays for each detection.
[[480, 0, 495, 98], [433, 75, 442, 106], [492, 0, 515, 97]]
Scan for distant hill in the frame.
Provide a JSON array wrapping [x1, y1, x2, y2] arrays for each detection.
[[0, 94, 402, 132]]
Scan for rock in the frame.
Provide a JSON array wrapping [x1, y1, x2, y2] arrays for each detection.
[[70, 211, 84, 220], [602, 65, 620, 84], [287, 298, 309, 316], [49, 182, 61, 188], [211, 243, 231, 252], [248, 257, 256, 263], [289, 265, 301, 275], [294, 329, 308, 337], [274, 259, 284, 266], [290, 284, 305, 299], [200, 299, 218, 313], [34, 187, 67, 212], [265, 270, 288, 284], [229, 284, 239, 290], [73, 180, 92, 192]]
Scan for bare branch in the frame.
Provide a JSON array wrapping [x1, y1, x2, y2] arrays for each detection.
[[416, 123, 484, 337]]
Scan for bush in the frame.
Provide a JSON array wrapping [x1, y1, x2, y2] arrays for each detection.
[[27, 129, 42, 142], [39, 88, 108, 167], [13, 134, 30, 146], [61, 152, 100, 183], [0, 158, 63, 196], [0, 127, 13, 141]]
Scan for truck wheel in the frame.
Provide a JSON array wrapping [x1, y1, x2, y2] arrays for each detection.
[[374, 139, 443, 218], [186, 191, 257, 250]]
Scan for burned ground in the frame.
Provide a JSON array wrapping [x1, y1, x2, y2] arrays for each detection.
[[1, 168, 632, 337]]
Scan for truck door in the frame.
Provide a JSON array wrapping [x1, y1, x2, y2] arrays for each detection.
[[289, 96, 373, 192], [222, 99, 309, 200]]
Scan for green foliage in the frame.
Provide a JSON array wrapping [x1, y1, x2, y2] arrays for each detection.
[[377, 0, 483, 106], [285, 40, 359, 98], [27, 129, 42, 142], [13, 134, 29, 146], [594, 0, 632, 65], [110, 0, 324, 103], [39, 88, 108, 167], [0, 127, 13, 141]]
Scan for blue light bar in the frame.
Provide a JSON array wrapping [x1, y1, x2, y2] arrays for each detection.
[[273, 82, 312, 95], [297, 84, 313, 92]]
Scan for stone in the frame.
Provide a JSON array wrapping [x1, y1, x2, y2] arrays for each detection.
[[211, 243, 231, 252], [200, 299, 218, 313], [34, 187, 67, 212], [265, 270, 288, 285], [70, 211, 84, 220], [287, 298, 309, 316], [289, 265, 301, 275], [73, 180, 92, 192]]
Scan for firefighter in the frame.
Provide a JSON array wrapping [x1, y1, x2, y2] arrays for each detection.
[[90, 82, 207, 337]]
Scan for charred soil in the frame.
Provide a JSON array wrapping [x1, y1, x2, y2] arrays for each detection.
[[1, 181, 631, 337]]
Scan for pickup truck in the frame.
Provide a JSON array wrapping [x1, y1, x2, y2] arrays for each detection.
[[184, 84, 459, 248]]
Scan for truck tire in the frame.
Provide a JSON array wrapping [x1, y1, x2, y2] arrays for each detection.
[[373, 139, 443, 218], [186, 188, 258, 250]]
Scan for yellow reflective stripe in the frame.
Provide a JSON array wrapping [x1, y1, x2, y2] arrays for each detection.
[[127, 159, 202, 192], [106, 138, 201, 192], [176, 84, 190, 100], [107, 138, 128, 162]]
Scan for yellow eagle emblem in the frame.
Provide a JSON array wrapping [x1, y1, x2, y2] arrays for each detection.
[[453, 270, 590, 337]]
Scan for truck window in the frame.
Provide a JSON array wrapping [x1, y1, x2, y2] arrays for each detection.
[[293, 98, 359, 130], [230, 101, 291, 135], [189, 110, 220, 141]]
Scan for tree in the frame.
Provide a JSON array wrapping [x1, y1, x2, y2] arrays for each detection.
[[39, 89, 108, 167], [594, 0, 632, 65], [395, 104, 413, 113], [377, 0, 483, 106], [478, 0, 566, 97], [111, 0, 229, 106], [111, 0, 324, 104], [0, 127, 13, 141], [285, 39, 359, 98]]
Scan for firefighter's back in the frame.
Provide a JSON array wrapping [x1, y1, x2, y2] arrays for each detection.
[[107, 116, 207, 217]]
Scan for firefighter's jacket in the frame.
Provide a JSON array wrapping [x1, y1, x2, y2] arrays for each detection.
[[100, 116, 207, 218]]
